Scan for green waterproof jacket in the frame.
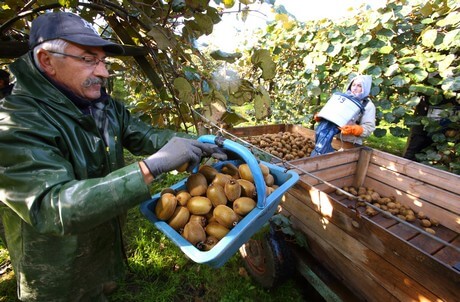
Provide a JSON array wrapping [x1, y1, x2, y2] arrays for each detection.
[[0, 53, 181, 301]]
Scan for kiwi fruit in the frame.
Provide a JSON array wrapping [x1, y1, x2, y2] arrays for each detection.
[[176, 190, 192, 206], [205, 221, 230, 240], [221, 162, 240, 179], [206, 183, 228, 207], [213, 205, 239, 229], [167, 206, 190, 231], [202, 236, 219, 251], [187, 196, 213, 215], [155, 193, 177, 221], [233, 197, 256, 216], [259, 163, 270, 177], [189, 214, 207, 228], [211, 173, 232, 187], [198, 165, 219, 184], [237, 179, 256, 198], [238, 164, 253, 183], [224, 179, 242, 202], [186, 173, 208, 196], [182, 221, 206, 248]]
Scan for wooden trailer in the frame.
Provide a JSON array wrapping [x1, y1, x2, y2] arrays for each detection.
[[227, 124, 355, 157], [228, 124, 460, 302]]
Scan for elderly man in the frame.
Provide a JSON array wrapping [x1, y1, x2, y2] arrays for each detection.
[[0, 12, 225, 301]]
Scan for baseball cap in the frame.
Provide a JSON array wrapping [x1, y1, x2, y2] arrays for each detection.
[[29, 12, 124, 55]]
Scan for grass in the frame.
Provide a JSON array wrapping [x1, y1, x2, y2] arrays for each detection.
[[110, 208, 307, 302], [365, 133, 406, 156]]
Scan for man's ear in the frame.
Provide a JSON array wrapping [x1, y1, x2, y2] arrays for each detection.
[[36, 50, 56, 76]]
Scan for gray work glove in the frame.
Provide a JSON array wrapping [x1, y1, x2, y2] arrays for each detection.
[[143, 137, 227, 177]]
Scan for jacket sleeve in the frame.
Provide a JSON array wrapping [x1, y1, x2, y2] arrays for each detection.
[[359, 101, 376, 138], [0, 100, 151, 236], [112, 100, 195, 156]]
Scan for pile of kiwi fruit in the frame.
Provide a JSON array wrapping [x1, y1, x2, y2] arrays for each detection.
[[337, 186, 440, 235], [154, 161, 278, 251], [243, 131, 315, 160]]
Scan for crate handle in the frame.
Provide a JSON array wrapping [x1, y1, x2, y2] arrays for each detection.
[[198, 135, 267, 209]]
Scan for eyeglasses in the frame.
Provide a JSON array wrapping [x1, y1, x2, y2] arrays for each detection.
[[47, 50, 110, 67]]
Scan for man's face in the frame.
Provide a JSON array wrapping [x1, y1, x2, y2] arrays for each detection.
[[350, 79, 363, 97], [47, 43, 109, 100]]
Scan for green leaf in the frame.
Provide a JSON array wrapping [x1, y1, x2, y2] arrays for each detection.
[[419, 2, 433, 17], [409, 69, 428, 83], [58, 0, 78, 7], [366, 65, 382, 76], [383, 112, 396, 123], [421, 28, 438, 47], [379, 45, 393, 54], [251, 49, 276, 80], [220, 111, 248, 126], [409, 84, 437, 95], [436, 11, 460, 27], [206, 7, 222, 24], [400, 63, 415, 72], [373, 128, 387, 137], [202, 101, 227, 123], [254, 86, 271, 119], [384, 64, 399, 77], [442, 29, 460, 48], [391, 75, 408, 87], [437, 54, 456, 72], [194, 13, 214, 35], [376, 28, 395, 40], [210, 50, 242, 63], [389, 126, 410, 137], [183, 67, 201, 81], [229, 91, 252, 105], [393, 106, 406, 117], [442, 76, 460, 92], [432, 133, 447, 143], [326, 44, 342, 57], [173, 77, 193, 104]]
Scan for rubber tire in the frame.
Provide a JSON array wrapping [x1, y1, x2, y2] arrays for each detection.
[[239, 225, 295, 289]]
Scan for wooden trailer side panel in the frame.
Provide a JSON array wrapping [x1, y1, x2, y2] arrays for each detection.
[[281, 191, 441, 301], [285, 185, 459, 301], [371, 149, 460, 196]]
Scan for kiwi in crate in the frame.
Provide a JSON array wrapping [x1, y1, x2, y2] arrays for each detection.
[[155, 162, 276, 250]]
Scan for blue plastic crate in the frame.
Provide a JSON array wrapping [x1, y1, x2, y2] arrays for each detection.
[[140, 135, 299, 268]]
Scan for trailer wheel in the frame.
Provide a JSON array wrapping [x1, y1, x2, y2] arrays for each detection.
[[239, 225, 294, 288]]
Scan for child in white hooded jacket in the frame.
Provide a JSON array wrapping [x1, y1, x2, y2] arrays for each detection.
[[311, 75, 376, 157], [340, 75, 376, 145]]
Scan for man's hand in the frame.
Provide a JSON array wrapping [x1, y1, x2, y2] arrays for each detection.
[[340, 125, 364, 136], [142, 137, 227, 178]]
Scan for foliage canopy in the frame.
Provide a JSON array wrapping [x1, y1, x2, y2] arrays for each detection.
[[0, 0, 459, 173]]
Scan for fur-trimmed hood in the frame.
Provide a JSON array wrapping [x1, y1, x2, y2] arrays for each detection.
[[346, 75, 372, 100]]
